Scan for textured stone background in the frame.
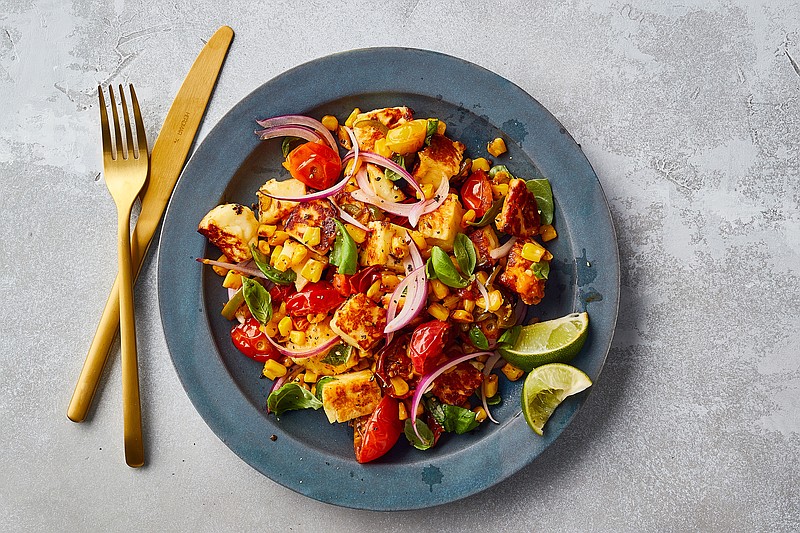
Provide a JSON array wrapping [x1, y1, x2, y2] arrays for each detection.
[[1, 0, 798, 531]]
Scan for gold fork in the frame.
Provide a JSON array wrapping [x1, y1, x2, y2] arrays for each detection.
[[98, 84, 148, 468]]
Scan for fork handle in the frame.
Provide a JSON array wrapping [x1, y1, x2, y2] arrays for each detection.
[[117, 208, 144, 468]]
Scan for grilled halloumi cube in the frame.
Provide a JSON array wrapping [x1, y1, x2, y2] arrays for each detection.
[[367, 164, 406, 203], [497, 237, 547, 305], [321, 370, 382, 423], [469, 225, 500, 266], [417, 193, 464, 252], [283, 199, 338, 254], [329, 293, 386, 351], [359, 221, 407, 273], [257, 178, 306, 224], [287, 318, 339, 355], [495, 178, 540, 238], [412, 134, 465, 188], [197, 204, 259, 262], [352, 107, 413, 151]]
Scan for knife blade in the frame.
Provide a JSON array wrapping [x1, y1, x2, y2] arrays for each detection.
[[67, 25, 234, 422]]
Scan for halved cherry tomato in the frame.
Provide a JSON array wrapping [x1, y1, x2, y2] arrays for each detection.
[[284, 141, 341, 190], [375, 334, 416, 398], [408, 320, 452, 375], [231, 318, 280, 362], [332, 265, 383, 297], [284, 281, 344, 317], [353, 395, 403, 463], [269, 284, 295, 303], [460, 170, 493, 218]]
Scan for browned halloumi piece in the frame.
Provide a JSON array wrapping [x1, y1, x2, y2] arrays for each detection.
[[283, 199, 338, 254], [352, 107, 413, 151], [468, 225, 500, 266], [417, 193, 464, 252], [197, 204, 259, 262], [497, 237, 547, 305], [321, 370, 382, 423], [257, 178, 306, 224], [495, 178, 540, 238], [329, 293, 387, 351], [412, 134, 465, 188]]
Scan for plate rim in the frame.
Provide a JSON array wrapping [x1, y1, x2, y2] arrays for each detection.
[[157, 46, 620, 510]]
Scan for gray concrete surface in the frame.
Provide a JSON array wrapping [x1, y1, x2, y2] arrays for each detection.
[[1, 0, 798, 531]]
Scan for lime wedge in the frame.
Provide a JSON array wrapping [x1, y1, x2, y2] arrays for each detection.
[[501, 312, 589, 371], [521, 363, 592, 436]]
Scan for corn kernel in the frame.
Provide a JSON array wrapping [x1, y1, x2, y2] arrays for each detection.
[[408, 230, 428, 251], [303, 371, 318, 384], [345, 223, 368, 244], [463, 299, 475, 313], [475, 271, 489, 285], [443, 294, 461, 310], [452, 310, 473, 322], [265, 323, 278, 337], [430, 279, 449, 300], [258, 240, 270, 255], [211, 254, 229, 276], [222, 271, 242, 290], [290, 245, 309, 267], [483, 373, 499, 398], [461, 209, 476, 228], [366, 280, 382, 301], [418, 183, 434, 200], [398, 402, 409, 421], [491, 183, 509, 197], [382, 273, 400, 291], [262, 359, 288, 380], [428, 302, 450, 321], [302, 227, 321, 247], [268, 230, 291, 246], [436, 120, 446, 135], [390, 376, 409, 397], [321, 115, 338, 131], [472, 406, 488, 423], [472, 157, 490, 172], [300, 258, 324, 283], [344, 108, 361, 128], [278, 316, 293, 337], [501, 363, 525, 381], [540, 224, 557, 242], [258, 224, 277, 238], [416, 403, 425, 416], [289, 330, 306, 345], [487, 137, 507, 157], [521, 241, 547, 263], [373, 137, 393, 158]]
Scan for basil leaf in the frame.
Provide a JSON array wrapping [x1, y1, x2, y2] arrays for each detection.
[[454, 233, 476, 276], [425, 257, 437, 280], [425, 396, 480, 434], [267, 383, 323, 415], [330, 219, 357, 275], [384, 154, 405, 181], [486, 394, 502, 406], [424, 119, 439, 146], [250, 244, 296, 285], [221, 287, 244, 320], [404, 419, 435, 450], [429, 246, 471, 288], [498, 324, 521, 347], [531, 260, 550, 280], [320, 343, 353, 366], [525, 179, 554, 225], [467, 198, 503, 227], [281, 137, 300, 157], [469, 326, 489, 350], [489, 165, 512, 179], [314, 376, 336, 401], [241, 277, 272, 325]]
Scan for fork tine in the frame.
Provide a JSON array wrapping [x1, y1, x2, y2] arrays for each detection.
[[98, 86, 113, 160], [108, 86, 124, 160], [129, 84, 148, 160], [118, 84, 135, 160]]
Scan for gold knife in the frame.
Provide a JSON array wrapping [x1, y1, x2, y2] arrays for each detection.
[[68, 25, 234, 423]]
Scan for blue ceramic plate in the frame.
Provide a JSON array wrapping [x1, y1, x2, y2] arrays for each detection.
[[157, 48, 619, 510]]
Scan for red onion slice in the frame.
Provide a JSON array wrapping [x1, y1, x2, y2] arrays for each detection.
[[265, 333, 341, 359], [480, 351, 504, 424], [256, 114, 339, 157], [255, 124, 325, 145], [384, 265, 427, 334], [476, 279, 491, 312], [357, 151, 423, 197], [196, 258, 267, 280], [410, 350, 496, 441], [489, 236, 517, 260], [513, 301, 529, 325]]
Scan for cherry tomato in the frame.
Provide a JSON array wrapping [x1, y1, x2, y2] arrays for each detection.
[[269, 284, 295, 303], [375, 334, 416, 398], [353, 395, 403, 463], [426, 414, 444, 446], [333, 265, 383, 297], [284, 281, 344, 317], [460, 170, 493, 218], [230, 318, 279, 362], [408, 320, 452, 375], [284, 141, 341, 190]]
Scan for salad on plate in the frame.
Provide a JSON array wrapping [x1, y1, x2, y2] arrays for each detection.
[[196, 106, 573, 463]]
